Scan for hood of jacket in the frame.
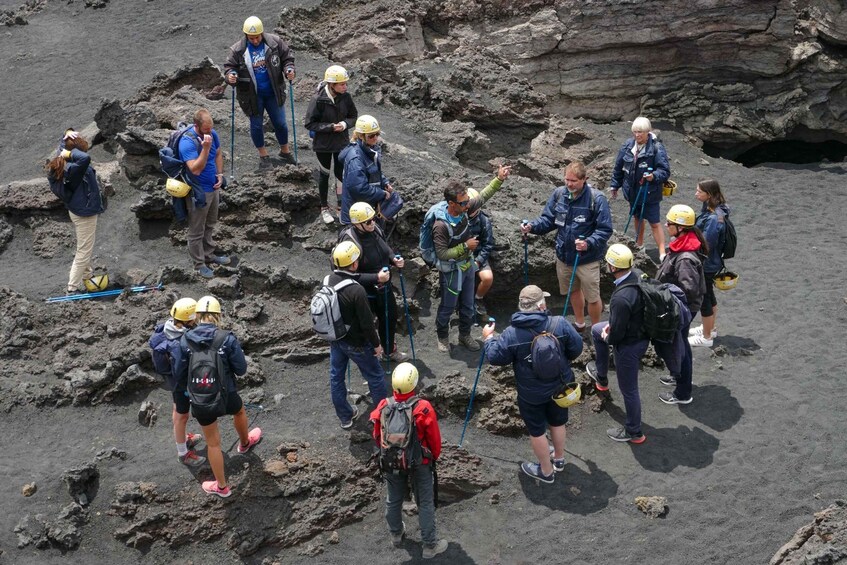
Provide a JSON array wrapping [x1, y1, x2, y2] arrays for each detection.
[[669, 230, 703, 254], [184, 323, 220, 346], [509, 310, 550, 332], [163, 319, 188, 340]]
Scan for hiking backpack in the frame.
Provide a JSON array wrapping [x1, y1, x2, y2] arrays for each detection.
[[379, 397, 424, 472], [419, 201, 451, 268], [184, 330, 230, 419], [528, 318, 566, 382], [720, 214, 737, 260], [637, 278, 682, 343], [310, 275, 357, 341], [159, 121, 200, 185]]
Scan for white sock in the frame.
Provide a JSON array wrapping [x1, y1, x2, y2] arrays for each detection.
[[176, 442, 188, 457], [475, 295, 483, 301]]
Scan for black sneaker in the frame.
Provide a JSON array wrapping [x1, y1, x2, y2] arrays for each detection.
[[340, 406, 360, 430], [475, 301, 487, 319], [607, 427, 646, 444], [659, 374, 677, 386], [586, 361, 609, 392], [259, 155, 273, 168], [278, 151, 297, 165], [658, 391, 693, 405]]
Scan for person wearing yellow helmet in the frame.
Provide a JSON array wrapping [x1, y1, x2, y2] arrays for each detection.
[[224, 16, 297, 166], [305, 65, 358, 224], [587, 244, 650, 444], [148, 297, 205, 467], [338, 115, 396, 225]]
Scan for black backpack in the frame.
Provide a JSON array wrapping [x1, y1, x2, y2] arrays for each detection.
[[637, 279, 681, 343], [528, 318, 566, 382], [378, 397, 423, 472], [183, 330, 230, 419], [159, 122, 200, 183], [720, 214, 737, 260]]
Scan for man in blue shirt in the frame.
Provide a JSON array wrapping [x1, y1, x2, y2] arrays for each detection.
[[181, 108, 229, 278]]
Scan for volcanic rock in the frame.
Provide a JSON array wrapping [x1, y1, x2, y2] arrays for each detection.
[[635, 496, 669, 519], [771, 500, 847, 565], [62, 462, 99, 506]]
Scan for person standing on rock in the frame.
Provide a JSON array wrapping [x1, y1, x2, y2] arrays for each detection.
[[326, 241, 389, 429], [610, 117, 671, 260], [305, 65, 358, 224], [173, 296, 263, 497], [181, 108, 230, 279], [483, 285, 583, 483], [465, 188, 495, 320], [148, 297, 205, 467], [338, 115, 395, 226], [45, 128, 105, 294], [521, 161, 612, 331], [586, 244, 650, 444], [370, 363, 447, 559], [431, 166, 511, 353], [339, 202, 408, 362], [224, 16, 296, 167]]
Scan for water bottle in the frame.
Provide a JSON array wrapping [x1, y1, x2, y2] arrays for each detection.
[[641, 167, 653, 185]]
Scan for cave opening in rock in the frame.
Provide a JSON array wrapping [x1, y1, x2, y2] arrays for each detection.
[[704, 139, 847, 168]]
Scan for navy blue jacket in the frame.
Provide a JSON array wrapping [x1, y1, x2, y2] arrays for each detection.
[[339, 140, 389, 224], [49, 149, 104, 217], [607, 271, 646, 346], [148, 323, 185, 392], [610, 135, 670, 204], [695, 203, 730, 274], [468, 211, 494, 266], [529, 184, 612, 266], [172, 323, 247, 394], [486, 311, 583, 404]]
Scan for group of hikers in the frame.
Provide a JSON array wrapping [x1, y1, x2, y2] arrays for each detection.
[[42, 16, 734, 559]]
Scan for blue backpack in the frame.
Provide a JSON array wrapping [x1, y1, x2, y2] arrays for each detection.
[[159, 122, 200, 186], [529, 317, 566, 382], [419, 201, 451, 268]]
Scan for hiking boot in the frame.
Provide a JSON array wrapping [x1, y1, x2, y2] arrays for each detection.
[[458, 334, 480, 352], [209, 255, 231, 266], [520, 461, 554, 484], [196, 265, 214, 279], [65, 289, 83, 296], [659, 374, 677, 386], [320, 208, 335, 225], [474, 301, 488, 319], [340, 406, 360, 430], [658, 391, 693, 405], [437, 336, 450, 353], [548, 445, 565, 472], [201, 480, 232, 498], [259, 155, 273, 168], [186, 433, 203, 449], [391, 522, 405, 548], [607, 427, 646, 444], [688, 335, 714, 348], [237, 427, 263, 454], [586, 361, 609, 392], [422, 539, 448, 559], [179, 450, 206, 467], [573, 321, 587, 333], [389, 349, 409, 362], [689, 324, 717, 339], [278, 151, 296, 165]]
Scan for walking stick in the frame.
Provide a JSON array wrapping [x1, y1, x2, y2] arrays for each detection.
[[459, 318, 494, 448], [623, 183, 646, 235], [230, 84, 236, 180], [288, 80, 298, 165], [382, 267, 390, 374], [562, 239, 583, 318], [521, 220, 530, 285], [396, 254, 416, 362]]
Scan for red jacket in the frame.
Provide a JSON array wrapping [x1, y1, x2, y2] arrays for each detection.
[[370, 391, 442, 464]]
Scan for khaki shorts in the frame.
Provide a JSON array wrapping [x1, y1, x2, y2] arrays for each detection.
[[555, 258, 601, 303]]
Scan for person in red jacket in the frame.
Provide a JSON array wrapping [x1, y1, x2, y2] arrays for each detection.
[[370, 363, 447, 560]]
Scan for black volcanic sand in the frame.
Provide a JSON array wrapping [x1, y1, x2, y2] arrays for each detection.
[[2, 2, 847, 564]]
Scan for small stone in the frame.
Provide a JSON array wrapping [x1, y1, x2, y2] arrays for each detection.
[[328, 530, 339, 544], [569, 486, 581, 496], [489, 492, 500, 504], [699, 158, 710, 166], [635, 496, 668, 518], [22, 483, 37, 497], [263, 460, 289, 478], [286, 452, 298, 463], [138, 401, 157, 427], [273, 393, 287, 404]]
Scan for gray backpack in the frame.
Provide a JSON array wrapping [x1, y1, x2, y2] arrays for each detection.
[[311, 275, 356, 341]]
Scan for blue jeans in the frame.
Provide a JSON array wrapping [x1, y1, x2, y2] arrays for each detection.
[[385, 464, 437, 546], [329, 340, 388, 423], [249, 92, 288, 149], [653, 322, 693, 400], [436, 266, 475, 339], [591, 323, 649, 435]]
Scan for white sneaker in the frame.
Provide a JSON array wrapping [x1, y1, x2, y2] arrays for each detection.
[[688, 334, 714, 347], [689, 324, 717, 339], [320, 208, 335, 224]]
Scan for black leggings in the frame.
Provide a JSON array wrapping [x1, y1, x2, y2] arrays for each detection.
[[316, 151, 343, 207], [367, 286, 399, 353]]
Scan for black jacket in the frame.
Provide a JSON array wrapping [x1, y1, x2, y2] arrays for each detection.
[[338, 225, 395, 294], [655, 251, 707, 315], [607, 270, 646, 346], [304, 83, 358, 153], [327, 270, 380, 348]]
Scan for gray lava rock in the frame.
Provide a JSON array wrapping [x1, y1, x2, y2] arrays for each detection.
[[635, 496, 669, 518], [61, 462, 99, 506], [138, 400, 157, 427], [22, 482, 37, 497], [771, 500, 847, 565], [0, 216, 13, 253], [207, 275, 242, 298]]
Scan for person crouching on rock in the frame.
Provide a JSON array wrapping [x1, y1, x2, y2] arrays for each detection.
[[45, 128, 105, 295], [339, 202, 408, 363], [326, 241, 389, 429], [148, 297, 205, 467], [370, 362, 447, 559], [483, 285, 583, 484], [173, 296, 262, 497]]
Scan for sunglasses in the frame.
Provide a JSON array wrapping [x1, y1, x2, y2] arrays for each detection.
[[365, 133, 379, 140], [453, 199, 470, 208], [363, 218, 376, 225]]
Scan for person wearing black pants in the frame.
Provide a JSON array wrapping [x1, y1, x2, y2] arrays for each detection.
[[305, 65, 358, 224]]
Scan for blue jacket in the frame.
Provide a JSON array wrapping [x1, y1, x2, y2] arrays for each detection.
[[148, 321, 188, 392], [468, 211, 494, 266], [50, 149, 105, 217], [610, 134, 670, 204], [695, 203, 730, 274], [172, 323, 247, 394], [529, 184, 612, 266], [485, 311, 583, 404], [339, 140, 389, 224]]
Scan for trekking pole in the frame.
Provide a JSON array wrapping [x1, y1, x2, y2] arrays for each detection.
[[459, 317, 494, 448], [288, 80, 298, 165], [383, 266, 390, 374], [396, 254, 416, 362], [521, 220, 529, 285], [230, 84, 236, 180], [623, 183, 646, 235], [562, 238, 583, 318]]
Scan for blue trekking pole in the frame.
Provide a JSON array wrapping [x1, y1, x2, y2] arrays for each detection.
[[230, 84, 236, 180], [395, 254, 416, 362], [623, 183, 645, 234], [288, 80, 298, 165], [521, 220, 529, 285], [383, 266, 390, 374], [562, 237, 583, 318], [459, 317, 494, 448]]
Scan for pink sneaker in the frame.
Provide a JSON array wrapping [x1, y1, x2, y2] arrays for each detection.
[[237, 427, 263, 454], [201, 480, 231, 498], [185, 433, 203, 449]]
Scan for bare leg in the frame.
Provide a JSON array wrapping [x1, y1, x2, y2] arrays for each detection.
[[570, 288, 586, 326], [549, 424, 567, 460], [587, 299, 603, 327], [172, 406, 189, 445], [257, 147, 269, 158], [279, 143, 291, 154], [232, 406, 250, 447], [650, 222, 666, 257], [635, 218, 646, 246], [476, 269, 493, 299], [201, 422, 226, 488], [530, 434, 554, 476]]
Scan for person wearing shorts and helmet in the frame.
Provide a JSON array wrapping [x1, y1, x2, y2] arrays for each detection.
[[305, 65, 358, 224], [338, 115, 395, 225]]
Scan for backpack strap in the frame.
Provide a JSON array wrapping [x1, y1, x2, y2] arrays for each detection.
[[332, 278, 357, 292]]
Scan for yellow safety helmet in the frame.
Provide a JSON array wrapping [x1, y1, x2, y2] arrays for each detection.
[[332, 241, 361, 268], [83, 274, 109, 292], [605, 243, 634, 269], [243, 16, 263, 35], [165, 177, 191, 198], [662, 180, 677, 197], [195, 295, 222, 314], [170, 297, 197, 322], [666, 204, 696, 227], [466, 188, 479, 200], [324, 65, 349, 84], [354, 115, 380, 135], [349, 202, 376, 224], [552, 382, 581, 408], [391, 362, 419, 394], [714, 271, 739, 291]]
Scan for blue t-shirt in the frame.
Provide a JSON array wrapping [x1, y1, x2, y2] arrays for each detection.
[[179, 129, 220, 192], [247, 42, 273, 96]]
